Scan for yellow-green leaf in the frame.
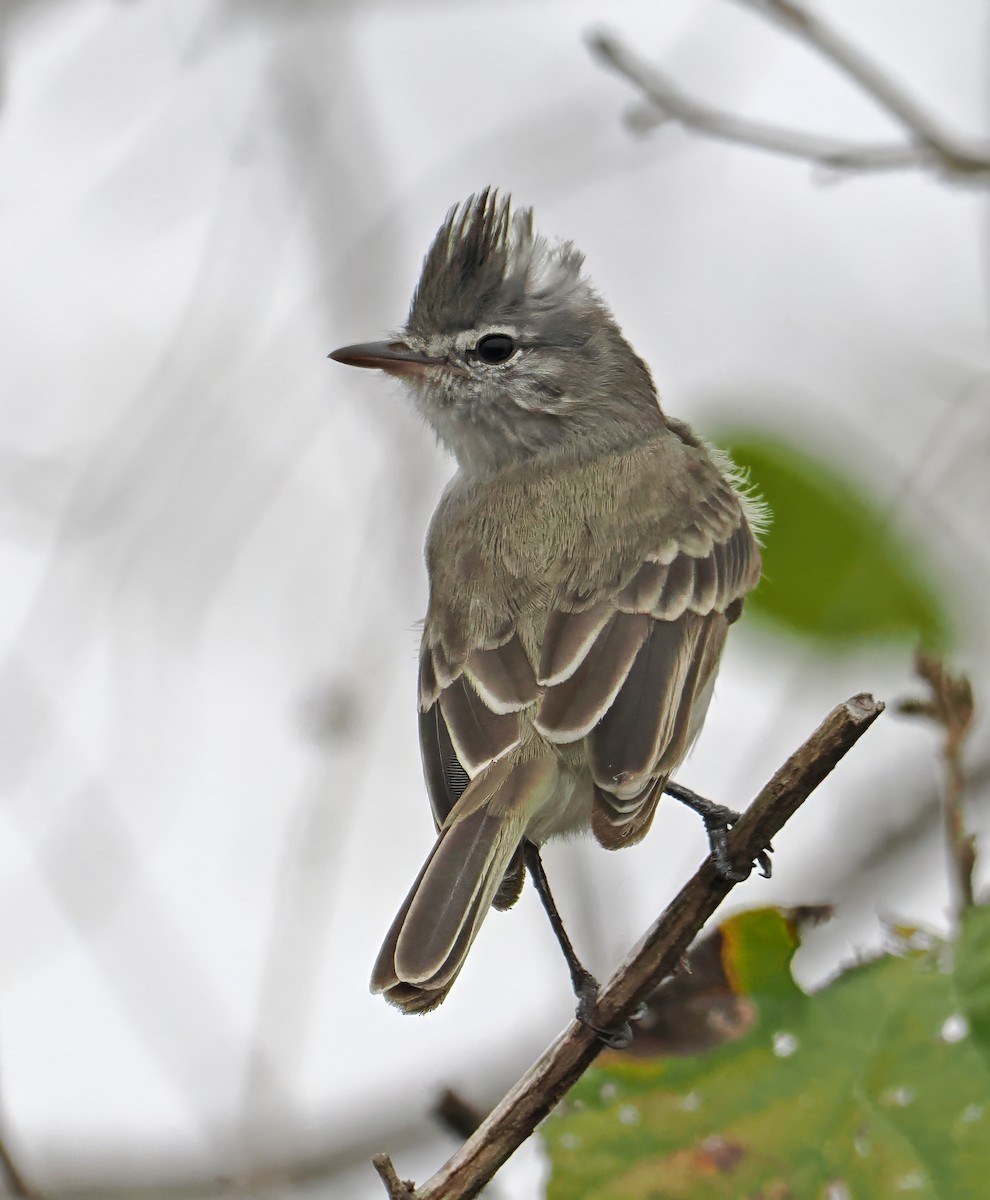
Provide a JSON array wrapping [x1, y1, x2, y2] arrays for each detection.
[[544, 907, 990, 1199], [716, 434, 952, 647]]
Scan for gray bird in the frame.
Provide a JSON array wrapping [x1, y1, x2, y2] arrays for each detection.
[[330, 190, 766, 1028]]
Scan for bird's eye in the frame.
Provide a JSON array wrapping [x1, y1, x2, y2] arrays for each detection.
[[475, 334, 516, 364]]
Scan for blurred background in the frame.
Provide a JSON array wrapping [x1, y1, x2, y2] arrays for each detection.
[[0, 1, 988, 1196]]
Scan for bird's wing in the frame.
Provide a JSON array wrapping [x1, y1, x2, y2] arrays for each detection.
[[417, 442, 762, 841], [418, 629, 539, 828], [548, 518, 758, 848]]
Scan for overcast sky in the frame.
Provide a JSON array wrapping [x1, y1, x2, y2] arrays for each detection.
[[1, 2, 988, 1197]]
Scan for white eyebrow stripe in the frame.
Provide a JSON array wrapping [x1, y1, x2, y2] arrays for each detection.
[[453, 327, 520, 352]]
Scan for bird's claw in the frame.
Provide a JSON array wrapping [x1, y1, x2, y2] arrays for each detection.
[[574, 970, 633, 1049], [665, 783, 774, 881], [703, 808, 773, 880]]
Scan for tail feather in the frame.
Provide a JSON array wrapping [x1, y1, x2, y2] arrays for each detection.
[[371, 758, 556, 1013], [396, 807, 514, 988]]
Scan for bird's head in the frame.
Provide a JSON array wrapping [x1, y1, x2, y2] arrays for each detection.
[[330, 190, 662, 476]]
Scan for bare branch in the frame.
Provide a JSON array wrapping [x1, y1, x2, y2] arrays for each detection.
[[737, 0, 968, 154], [589, 9, 990, 184], [432, 1090, 484, 1141], [898, 653, 976, 915], [590, 32, 923, 175], [0, 1127, 42, 1199], [379, 693, 884, 1200], [372, 1154, 415, 1200]]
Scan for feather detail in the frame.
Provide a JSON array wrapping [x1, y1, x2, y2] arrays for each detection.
[[616, 560, 670, 611], [419, 704, 471, 827], [690, 550, 719, 613], [535, 612, 651, 742], [419, 650, 440, 711], [394, 807, 512, 988], [655, 616, 727, 774], [652, 554, 696, 620], [427, 642, 466, 697], [465, 635, 539, 713], [439, 676, 521, 775], [590, 612, 729, 845], [537, 600, 614, 687], [589, 614, 704, 800], [592, 779, 664, 850], [371, 758, 558, 1012]]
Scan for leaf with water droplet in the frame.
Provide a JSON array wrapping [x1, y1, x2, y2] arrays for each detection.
[[544, 906, 990, 1199]]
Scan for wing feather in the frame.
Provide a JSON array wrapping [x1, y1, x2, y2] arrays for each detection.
[[419, 703, 470, 827], [439, 676, 521, 774], [588, 614, 704, 799], [537, 600, 614, 686], [616, 561, 670, 611], [691, 550, 719, 612], [416, 451, 762, 860], [534, 612, 651, 743], [465, 634, 539, 713], [656, 615, 728, 775], [652, 554, 696, 620]]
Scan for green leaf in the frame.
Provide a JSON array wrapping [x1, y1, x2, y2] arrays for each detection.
[[713, 433, 952, 647], [544, 907, 990, 1199], [956, 905, 990, 1071]]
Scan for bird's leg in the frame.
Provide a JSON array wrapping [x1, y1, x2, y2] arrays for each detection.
[[522, 842, 632, 1049], [664, 781, 773, 881]]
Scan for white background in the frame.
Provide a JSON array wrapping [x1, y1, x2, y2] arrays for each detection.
[[0, 1, 988, 1196]]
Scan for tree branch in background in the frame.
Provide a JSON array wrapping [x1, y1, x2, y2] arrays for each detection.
[[0, 1125, 41, 1200], [432, 1090, 485, 1141], [899, 653, 976, 916], [373, 693, 885, 1200], [589, 0, 990, 183]]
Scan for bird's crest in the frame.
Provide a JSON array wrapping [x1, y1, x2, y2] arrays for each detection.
[[406, 189, 587, 336]]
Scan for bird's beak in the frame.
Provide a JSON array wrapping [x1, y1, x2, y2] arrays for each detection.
[[328, 340, 443, 379]]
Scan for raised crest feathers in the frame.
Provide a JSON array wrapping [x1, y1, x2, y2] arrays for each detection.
[[406, 189, 587, 335]]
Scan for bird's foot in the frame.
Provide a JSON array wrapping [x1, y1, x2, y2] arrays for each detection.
[[664, 782, 773, 881], [574, 969, 634, 1049]]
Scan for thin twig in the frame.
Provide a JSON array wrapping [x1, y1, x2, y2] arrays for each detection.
[[590, 32, 922, 174], [433, 1090, 485, 1141], [737, 0, 958, 149], [898, 653, 976, 916], [372, 1153, 415, 1200], [376, 693, 884, 1199], [0, 1129, 41, 1199], [589, 7, 990, 184]]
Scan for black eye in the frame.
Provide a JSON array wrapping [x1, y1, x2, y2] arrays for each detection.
[[475, 334, 515, 364]]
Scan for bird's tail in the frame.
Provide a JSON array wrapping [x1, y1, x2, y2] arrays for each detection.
[[371, 757, 557, 1013]]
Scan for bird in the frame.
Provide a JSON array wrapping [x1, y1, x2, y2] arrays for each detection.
[[329, 189, 766, 1031]]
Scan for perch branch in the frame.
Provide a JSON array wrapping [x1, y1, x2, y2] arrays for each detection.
[[374, 692, 885, 1199]]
